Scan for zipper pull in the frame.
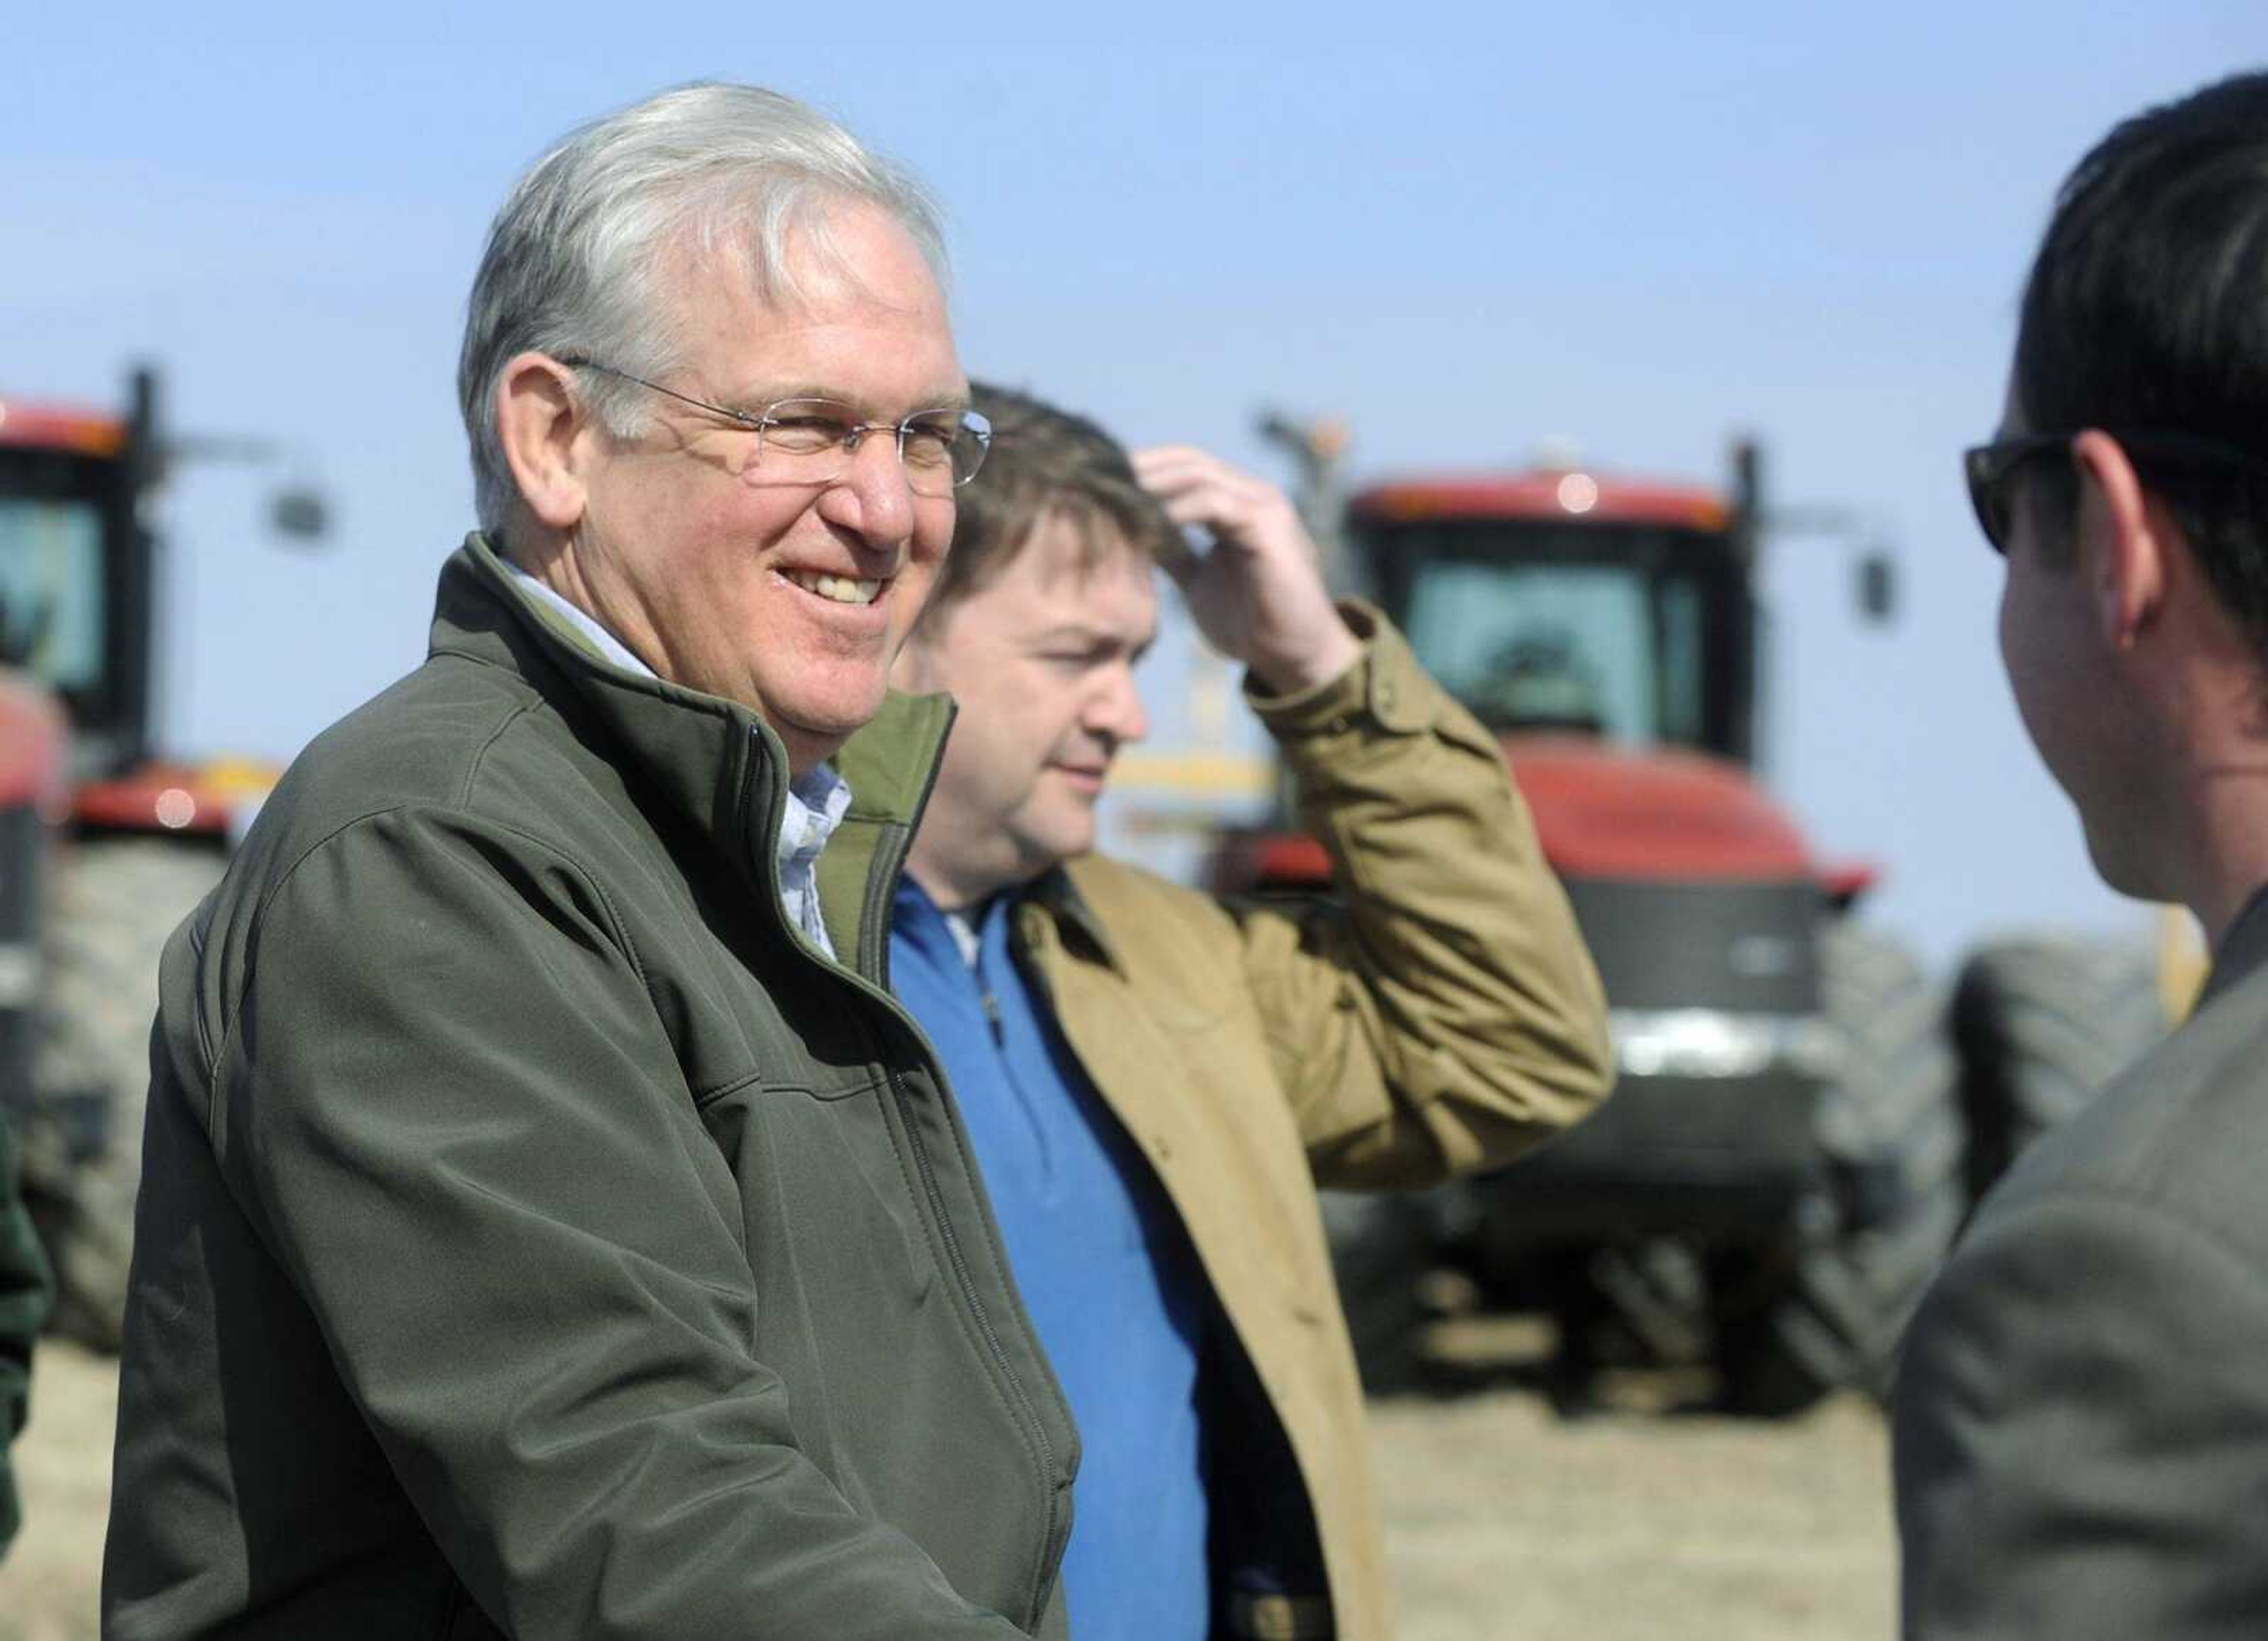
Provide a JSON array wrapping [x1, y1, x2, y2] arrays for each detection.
[[980, 988, 1004, 1045]]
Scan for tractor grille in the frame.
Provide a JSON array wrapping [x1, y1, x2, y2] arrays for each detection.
[[1562, 876, 1821, 1016]]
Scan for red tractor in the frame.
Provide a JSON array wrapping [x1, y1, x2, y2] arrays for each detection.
[[1209, 430, 1964, 1412], [0, 367, 320, 1346]]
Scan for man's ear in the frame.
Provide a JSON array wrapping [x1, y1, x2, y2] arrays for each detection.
[[496, 353, 594, 532], [2071, 429, 2168, 652]]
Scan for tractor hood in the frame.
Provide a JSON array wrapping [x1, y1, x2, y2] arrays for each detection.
[[1503, 733, 1820, 883], [1204, 733, 1875, 902]]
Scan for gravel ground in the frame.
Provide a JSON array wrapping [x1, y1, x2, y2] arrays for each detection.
[[0, 1336, 1896, 1639]]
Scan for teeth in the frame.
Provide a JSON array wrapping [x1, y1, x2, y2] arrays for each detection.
[[787, 570, 882, 606]]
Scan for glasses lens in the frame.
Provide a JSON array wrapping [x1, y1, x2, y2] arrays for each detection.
[[758, 402, 853, 464], [897, 412, 990, 494], [894, 413, 967, 497], [1964, 446, 2009, 554], [751, 401, 988, 495], [950, 410, 992, 488]]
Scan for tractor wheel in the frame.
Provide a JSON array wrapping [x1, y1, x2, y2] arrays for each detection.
[[1950, 935, 2166, 1204], [1317, 1189, 1434, 1394], [28, 838, 224, 1350], [1719, 924, 1967, 1415], [1583, 1237, 1710, 1369]]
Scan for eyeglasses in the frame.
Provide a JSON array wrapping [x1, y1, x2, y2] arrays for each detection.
[[1963, 429, 2268, 555], [558, 357, 991, 495]]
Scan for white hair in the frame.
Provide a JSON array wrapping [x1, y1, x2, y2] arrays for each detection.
[[457, 82, 949, 530]]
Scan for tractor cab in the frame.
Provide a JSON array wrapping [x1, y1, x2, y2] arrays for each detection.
[[0, 400, 146, 784], [1353, 469, 1755, 762], [0, 370, 323, 834], [1226, 455, 1829, 897], [1214, 429, 1960, 1414]]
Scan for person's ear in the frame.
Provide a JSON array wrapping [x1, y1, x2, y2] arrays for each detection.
[[496, 353, 594, 531], [2071, 429, 2168, 652]]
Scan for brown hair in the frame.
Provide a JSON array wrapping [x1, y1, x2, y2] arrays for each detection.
[[918, 381, 1181, 632]]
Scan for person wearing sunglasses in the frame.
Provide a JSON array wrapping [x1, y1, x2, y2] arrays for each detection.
[[105, 86, 1080, 1640], [1898, 71, 2268, 1639]]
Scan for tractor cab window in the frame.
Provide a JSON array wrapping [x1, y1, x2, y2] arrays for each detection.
[[1407, 561, 1652, 738], [1390, 533, 1733, 755], [0, 496, 106, 696]]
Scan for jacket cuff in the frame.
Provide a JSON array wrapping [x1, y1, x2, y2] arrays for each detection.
[[1246, 601, 1434, 740]]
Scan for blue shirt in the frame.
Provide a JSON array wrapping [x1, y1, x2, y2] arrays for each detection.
[[891, 877, 1210, 1640]]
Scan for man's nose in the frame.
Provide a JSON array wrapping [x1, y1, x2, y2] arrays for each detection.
[[1091, 664, 1149, 747], [816, 432, 917, 547]]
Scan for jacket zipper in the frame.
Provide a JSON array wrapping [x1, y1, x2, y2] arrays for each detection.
[[738, 725, 1071, 1629], [887, 1059, 1070, 1624]]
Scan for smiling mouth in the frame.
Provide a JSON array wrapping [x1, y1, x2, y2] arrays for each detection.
[[784, 569, 884, 606]]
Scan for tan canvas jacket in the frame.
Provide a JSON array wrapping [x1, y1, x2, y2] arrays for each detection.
[[1017, 606, 1612, 1639]]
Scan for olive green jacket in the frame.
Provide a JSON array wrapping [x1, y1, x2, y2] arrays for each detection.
[[1023, 609, 1612, 1639], [1, 1108, 54, 1555], [104, 539, 1078, 1639]]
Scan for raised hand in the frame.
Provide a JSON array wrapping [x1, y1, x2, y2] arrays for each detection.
[[1130, 445, 1361, 696]]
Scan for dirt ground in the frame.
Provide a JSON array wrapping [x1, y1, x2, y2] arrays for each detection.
[[1368, 1322, 1895, 1640], [0, 1330, 1895, 1640], [1, 1343, 113, 1641]]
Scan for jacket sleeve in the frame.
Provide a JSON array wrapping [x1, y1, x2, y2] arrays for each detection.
[[1894, 1189, 2268, 1638], [0, 1110, 53, 1555], [1231, 603, 1612, 1189], [216, 808, 1027, 1640]]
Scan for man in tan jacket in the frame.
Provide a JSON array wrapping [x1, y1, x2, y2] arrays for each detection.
[[887, 383, 1612, 1639]]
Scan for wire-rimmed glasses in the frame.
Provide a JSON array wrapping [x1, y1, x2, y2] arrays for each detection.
[[559, 357, 990, 495]]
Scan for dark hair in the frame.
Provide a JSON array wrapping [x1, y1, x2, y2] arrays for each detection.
[[918, 381, 1179, 632], [2014, 71, 2268, 631]]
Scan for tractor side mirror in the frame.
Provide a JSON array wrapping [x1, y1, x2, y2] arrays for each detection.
[[1855, 551, 1898, 625]]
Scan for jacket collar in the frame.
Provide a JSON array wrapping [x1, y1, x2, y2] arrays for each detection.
[[1025, 862, 1125, 973], [426, 534, 951, 898], [2201, 880, 2268, 1009]]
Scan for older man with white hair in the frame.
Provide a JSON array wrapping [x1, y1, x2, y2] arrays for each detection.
[[104, 84, 1073, 1640]]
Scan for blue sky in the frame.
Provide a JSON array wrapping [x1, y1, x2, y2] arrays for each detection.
[[5, 2, 2263, 963]]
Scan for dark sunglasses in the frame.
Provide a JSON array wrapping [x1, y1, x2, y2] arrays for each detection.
[[1964, 429, 2268, 556]]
